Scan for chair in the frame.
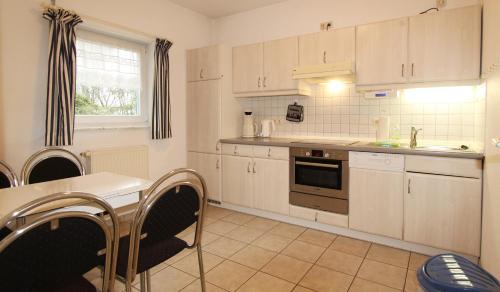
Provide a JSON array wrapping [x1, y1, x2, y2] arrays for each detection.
[[21, 147, 86, 185], [0, 159, 18, 188], [0, 192, 120, 292], [117, 168, 208, 292]]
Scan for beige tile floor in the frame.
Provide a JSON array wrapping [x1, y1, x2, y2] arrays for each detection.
[[87, 205, 428, 292]]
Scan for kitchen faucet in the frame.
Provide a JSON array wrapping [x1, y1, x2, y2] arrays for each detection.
[[410, 127, 422, 149]]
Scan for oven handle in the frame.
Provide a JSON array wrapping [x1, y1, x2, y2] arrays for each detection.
[[295, 161, 339, 168]]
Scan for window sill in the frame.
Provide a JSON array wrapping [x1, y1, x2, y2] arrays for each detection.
[[75, 124, 149, 131]]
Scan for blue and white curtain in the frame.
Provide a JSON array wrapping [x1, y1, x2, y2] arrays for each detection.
[[152, 39, 173, 140], [43, 8, 82, 146]]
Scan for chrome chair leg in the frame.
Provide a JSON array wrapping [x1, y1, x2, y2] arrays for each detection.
[[146, 270, 152, 292], [140, 273, 146, 292], [197, 243, 206, 292]]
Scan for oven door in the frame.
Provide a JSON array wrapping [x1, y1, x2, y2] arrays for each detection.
[[290, 156, 349, 199]]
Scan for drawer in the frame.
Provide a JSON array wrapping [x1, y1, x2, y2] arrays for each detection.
[[405, 155, 482, 178], [289, 205, 316, 221], [317, 210, 348, 228], [253, 146, 289, 160], [221, 143, 253, 157]]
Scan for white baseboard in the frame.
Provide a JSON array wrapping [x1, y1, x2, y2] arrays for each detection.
[[215, 202, 479, 263]]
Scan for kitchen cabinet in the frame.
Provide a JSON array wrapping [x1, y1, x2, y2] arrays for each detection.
[[263, 37, 299, 91], [408, 5, 481, 82], [349, 168, 404, 239], [299, 27, 355, 67], [232, 38, 310, 97], [253, 158, 289, 215], [404, 171, 482, 256], [187, 45, 221, 82], [187, 80, 221, 154], [232, 43, 264, 93], [221, 145, 289, 214], [187, 152, 221, 202], [356, 18, 408, 86], [482, 0, 500, 77], [222, 155, 254, 207]]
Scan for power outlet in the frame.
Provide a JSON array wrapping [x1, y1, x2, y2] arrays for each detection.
[[436, 0, 447, 8], [320, 21, 332, 31]]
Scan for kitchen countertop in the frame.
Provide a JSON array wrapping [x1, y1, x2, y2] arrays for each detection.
[[219, 137, 484, 159]]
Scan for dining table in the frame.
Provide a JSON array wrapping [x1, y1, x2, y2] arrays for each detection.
[[0, 172, 153, 233]]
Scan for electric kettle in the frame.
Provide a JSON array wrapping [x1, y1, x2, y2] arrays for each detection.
[[260, 119, 276, 137], [242, 111, 257, 137]]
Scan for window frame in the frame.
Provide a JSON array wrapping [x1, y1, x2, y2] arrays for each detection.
[[74, 28, 151, 130]]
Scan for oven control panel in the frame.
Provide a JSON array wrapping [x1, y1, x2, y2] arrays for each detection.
[[293, 148, 348, 160]]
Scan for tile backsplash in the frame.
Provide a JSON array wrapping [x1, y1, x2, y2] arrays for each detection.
[[238, 84, 486, 150]]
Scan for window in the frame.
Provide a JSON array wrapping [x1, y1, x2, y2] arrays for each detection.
[[75, 30, 149, 128]]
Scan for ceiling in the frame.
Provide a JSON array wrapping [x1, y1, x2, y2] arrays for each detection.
[[168, 0, 288, 18]]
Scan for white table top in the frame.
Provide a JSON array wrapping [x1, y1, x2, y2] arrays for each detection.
[[0, 172, 152, 218]]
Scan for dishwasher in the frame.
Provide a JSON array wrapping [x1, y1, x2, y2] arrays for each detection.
[[348, 151, 405, 239]]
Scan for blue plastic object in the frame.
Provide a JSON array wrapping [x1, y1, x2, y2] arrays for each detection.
[[418, 254, 500, 292]]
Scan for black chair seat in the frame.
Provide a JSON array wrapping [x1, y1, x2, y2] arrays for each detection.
[[51, 276, 97, 292], [116, 235, 187, 277]]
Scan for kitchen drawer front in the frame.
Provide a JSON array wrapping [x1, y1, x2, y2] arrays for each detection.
[[289, 205, 316, 221], [253, 146, 289, 160], [316, 210, 348, 228], [221, 143, 253, 157], [405, 155, 482, 178]]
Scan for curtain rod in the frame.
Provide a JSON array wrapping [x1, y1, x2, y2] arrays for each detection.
[[40, 2, 174, 45]]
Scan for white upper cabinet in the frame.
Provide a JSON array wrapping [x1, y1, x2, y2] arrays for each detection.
[[187, 45, 221, 82], [356, 18, 409, 86], [232, 43, 264, 93], [187, 80, 221, 154], [482, 0, 500, 77], [299, 27, 355, 66], [263, 37, 299, 91], [408, 5, 481, 82]]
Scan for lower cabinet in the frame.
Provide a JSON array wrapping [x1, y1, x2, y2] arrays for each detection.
[[404, 172, 482, 256], [187, 151, 221, 202], [221, 145, 289, 215], [349, 168, 404, 239], [222, 155, 254, 207]]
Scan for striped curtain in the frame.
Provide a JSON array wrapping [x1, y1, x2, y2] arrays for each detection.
[[43, 9, 82, 146], [152, 39, 173, 140]]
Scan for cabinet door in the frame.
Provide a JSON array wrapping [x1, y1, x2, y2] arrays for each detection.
[[187, 46, 220, 82], [356, 18, 408, 85], [349, 168, 404, 239], [222, 155, 253, 207], [263, 37, 299, 91], [409, 5, 481, 82], [187, 80, 220, 153], [253, 158, 289, 215], [299, 28, 355, 67], [482, 0, 500, 76], [187, 152, 221, 202], [404, 173, 482, 256], [232, 43, 263, 93]]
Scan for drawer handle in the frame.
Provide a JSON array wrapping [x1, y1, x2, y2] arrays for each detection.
[[234, 146, 238, 155], [216, 159, 220, 169], [258, 77, 261, 88], [253, 162, 256, 173], [247, 162, 251, 173], [267, 148, 271, 157], [296, 161, 339, 168], [408, 179, 411, 194]]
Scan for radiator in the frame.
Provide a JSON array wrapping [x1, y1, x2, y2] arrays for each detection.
[[81, 145, 149, 179]]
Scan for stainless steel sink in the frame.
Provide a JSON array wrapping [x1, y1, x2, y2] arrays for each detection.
[[414, 145, 471, 151]]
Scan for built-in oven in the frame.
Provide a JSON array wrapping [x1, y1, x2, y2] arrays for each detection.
[[290, 147, 349, 214]]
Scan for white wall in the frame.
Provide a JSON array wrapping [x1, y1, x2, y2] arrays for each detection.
[[0, 0, 213, 179], [212, 0, 479, 46]]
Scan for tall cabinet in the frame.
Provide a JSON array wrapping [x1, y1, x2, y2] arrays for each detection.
[[186, 45, 241, 203]]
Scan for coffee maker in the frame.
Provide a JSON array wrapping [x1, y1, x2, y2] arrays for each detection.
[[242, 111, 257, 138]]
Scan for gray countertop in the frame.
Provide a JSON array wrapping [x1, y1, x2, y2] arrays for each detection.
[[219, 137, 484, 160]]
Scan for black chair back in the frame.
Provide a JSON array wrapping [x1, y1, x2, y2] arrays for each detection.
[[0, 160, 18, 189], [0, 192, 119, 292], [21, 148, 85, 185]]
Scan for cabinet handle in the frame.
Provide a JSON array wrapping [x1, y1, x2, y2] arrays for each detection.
[[258, 77, 261, 88], [323, 51, 327, 64], [253, 162, 256, 173], [234, 145, 238, 155], [411, 63, 414, 77], [267, 148, 271, 157], [247, 162, 251, 173], [216, 143, 220, 151], [216, 159, 220, 169], [408, 179, 411, 194], [200, 68, 204, 79], [263, 77, 267, 88], [401, 64, 405, 77]]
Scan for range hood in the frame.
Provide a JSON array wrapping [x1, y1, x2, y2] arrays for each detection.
[[292, 61, 355, 84]]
